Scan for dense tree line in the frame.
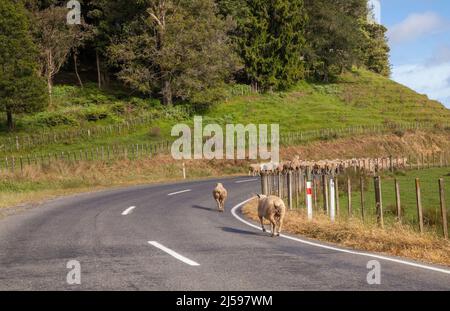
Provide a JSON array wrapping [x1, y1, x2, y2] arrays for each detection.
[[0, 0, 390, 130]]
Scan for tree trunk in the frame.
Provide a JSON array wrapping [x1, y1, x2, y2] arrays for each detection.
[[162, 79, 173, 106], [96, 50, 102, 89], [74, 53, 83, 88], [6, 110, 14, 131], [47, 50, 53, 106]]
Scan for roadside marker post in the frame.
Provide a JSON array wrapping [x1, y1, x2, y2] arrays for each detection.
[[307, 181, 313, 221], [330, 178, 336, 222]]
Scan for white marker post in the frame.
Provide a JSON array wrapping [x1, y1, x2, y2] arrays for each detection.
[[306, 181, 313, 221], [330, 178, 336, 222]]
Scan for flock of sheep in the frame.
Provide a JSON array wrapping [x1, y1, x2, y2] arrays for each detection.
[[250, 155, 409, 176], [213, 183, 286, 238]]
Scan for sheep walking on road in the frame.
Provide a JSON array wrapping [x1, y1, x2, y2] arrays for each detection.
[[213, 183, 228, 212], [256, 194, 286, 237]]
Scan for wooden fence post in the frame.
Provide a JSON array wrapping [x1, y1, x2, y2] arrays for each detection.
[[360, 176, 365, 221], [395, 179, 402, 222], [374, 176, 384, 228], [439, 178, 448, 239], [322, 174, 329, 214], [287, 171, 293, 210], [415, 178, 424, 234], [335, 176, 340, 218], [347, 177, 352, 217]]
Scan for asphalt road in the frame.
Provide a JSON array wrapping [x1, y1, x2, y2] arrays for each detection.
[[0, 176, 449, 290]]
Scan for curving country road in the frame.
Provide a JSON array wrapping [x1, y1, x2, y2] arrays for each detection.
[[0, 176, 449, 291]]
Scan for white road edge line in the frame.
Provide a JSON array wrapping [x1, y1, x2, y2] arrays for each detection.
[[121, 206, 136, 216], [148, 241, 200, 266], [235, 179, 258, 184], [168, 189, 192, 196], [231, 198, 450, 275]]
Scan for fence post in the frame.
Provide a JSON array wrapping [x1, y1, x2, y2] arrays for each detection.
[[395, 179, 402, 222], [439, 178, 448, 239], [306, 181, 313, 221], [182, 162, 186, 179], [287, 171, 293, 210], [374, 176, 384, 228], [261, 172, 268, 195], [360, 176, 365, 221], [330, 178, 336, 222], [322, 174, 329, 214], [347, 177, 352, 217], [415, 178, 424, 234], [278, 172, 282, 198], [335, 176, 340, 218]]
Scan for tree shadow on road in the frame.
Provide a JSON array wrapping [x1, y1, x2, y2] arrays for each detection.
[[191, 205, 217, 212], [220, 227, 260, 236]]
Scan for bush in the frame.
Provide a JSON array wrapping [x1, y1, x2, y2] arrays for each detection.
[[83, 106, 109, 121], [110, 102, 126, 115], [33, 111, 79, 127]]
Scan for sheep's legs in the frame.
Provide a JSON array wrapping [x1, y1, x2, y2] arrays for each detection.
[[216, 199, 223, 212], [277, 215, 285, 237], [269, 216, 277, 237], [259, 217, 266, 232]]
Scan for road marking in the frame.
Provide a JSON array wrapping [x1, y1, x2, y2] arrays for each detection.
[[168, 189, 192, 196], [148, 241, 200, 266], [231, 198, 450, 275], [121, 206, 136, 216], [235, 179, 258, 184]]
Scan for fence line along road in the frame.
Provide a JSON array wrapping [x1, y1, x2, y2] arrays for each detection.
[[258, 157, 450, 239], [0, 121, 449, 155]]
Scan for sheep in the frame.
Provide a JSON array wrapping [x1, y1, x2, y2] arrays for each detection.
[[256, 194, 286, 237], [213, 183, 228, 212], [249, 164, 261, 176]]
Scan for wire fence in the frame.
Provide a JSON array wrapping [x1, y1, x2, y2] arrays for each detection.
[[260, 155, 450, 239]]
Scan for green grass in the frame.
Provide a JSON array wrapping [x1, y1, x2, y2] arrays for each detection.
[[330, 168, 450, 235], [1, 69, 449, 157]]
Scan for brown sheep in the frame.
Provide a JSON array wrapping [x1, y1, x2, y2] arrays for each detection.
[[213, 183, 228, 212], [256, 194, 286, 237]]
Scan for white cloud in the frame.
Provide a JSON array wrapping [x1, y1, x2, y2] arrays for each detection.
[[388, 12, 448, 44], [392, 62, 450, 108], [427, 45, 450, 65]]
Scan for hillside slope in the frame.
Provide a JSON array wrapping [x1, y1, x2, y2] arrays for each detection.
[[0, 69, 449, 156]]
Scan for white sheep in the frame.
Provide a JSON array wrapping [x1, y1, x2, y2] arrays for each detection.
[[213, 183, 228, 212], [256, 194, 286, 237]]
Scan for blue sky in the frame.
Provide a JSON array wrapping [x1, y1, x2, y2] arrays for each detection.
[[376, 0, 450, 108]]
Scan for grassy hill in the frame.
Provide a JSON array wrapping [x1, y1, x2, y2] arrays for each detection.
[[0, 69, 449, 157]]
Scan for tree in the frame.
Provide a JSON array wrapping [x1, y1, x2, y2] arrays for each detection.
[[219, 0, 307, 91], [362, 23, 391, 77], [304, 0, 367, 81], [0, 0, 47, 131], [31, 5, 84, 104], [109, 0, 239, 105]]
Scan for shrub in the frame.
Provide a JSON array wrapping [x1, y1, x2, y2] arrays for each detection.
[[33, 111, 79, 127], [110, 102, 126, 115], [83, 106, 109, 121]]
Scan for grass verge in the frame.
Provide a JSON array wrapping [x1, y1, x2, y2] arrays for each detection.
[[242, 199, 450, 266]]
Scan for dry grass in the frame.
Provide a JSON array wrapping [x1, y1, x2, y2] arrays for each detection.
[[0, 155, 248, 210], [243, 198, 450, 266]]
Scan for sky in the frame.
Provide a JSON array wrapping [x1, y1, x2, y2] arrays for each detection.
[[376, 0, 450, 108]]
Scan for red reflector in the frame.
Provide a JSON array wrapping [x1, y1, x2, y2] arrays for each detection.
[[307, 188, 312, 195]]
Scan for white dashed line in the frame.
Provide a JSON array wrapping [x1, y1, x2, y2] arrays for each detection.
[[121, 206, 136, 216], [231, 198, 450, 275], [148, 241, 200, 266], [168, 189, 192, 196], [235, 179, 258, 184]]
